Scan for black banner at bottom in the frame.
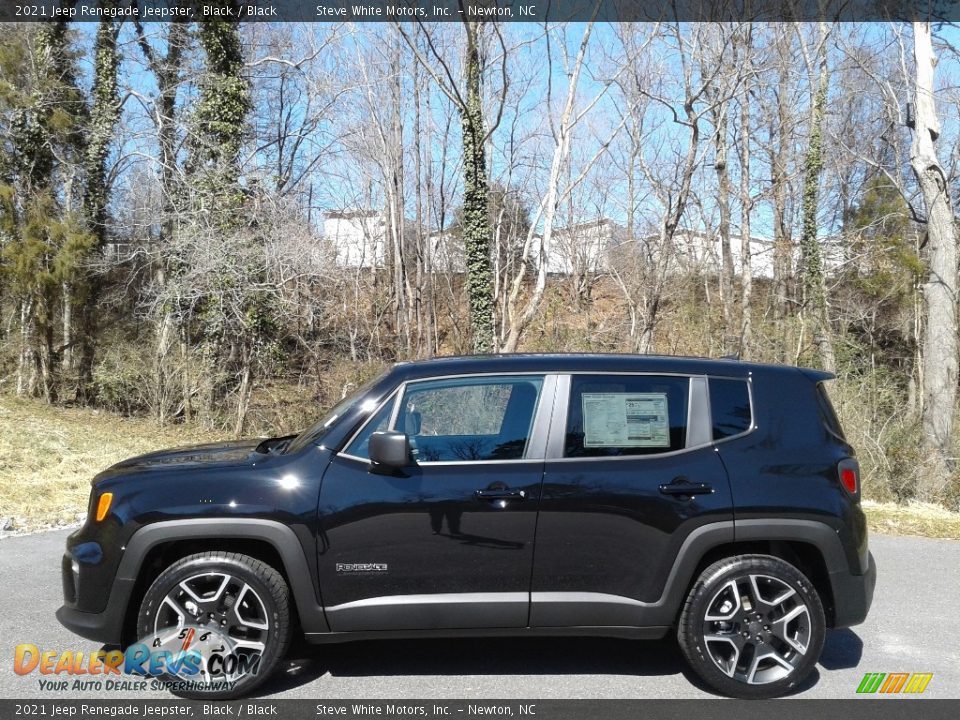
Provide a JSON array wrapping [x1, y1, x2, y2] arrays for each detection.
[[2, 699, 959, 720]]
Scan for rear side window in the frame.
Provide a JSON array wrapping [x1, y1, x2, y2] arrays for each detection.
[[564, 375, 689, 457], [815, 382, 845, 440], [709, 378, 752, 440]]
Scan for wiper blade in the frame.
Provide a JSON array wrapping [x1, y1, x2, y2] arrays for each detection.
[[254, 435, 296, 455]]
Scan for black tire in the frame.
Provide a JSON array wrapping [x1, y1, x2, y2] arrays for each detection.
[[136, 551, 292, 699], [677, 554, 825, 698]]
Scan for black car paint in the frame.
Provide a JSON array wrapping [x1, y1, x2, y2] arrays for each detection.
[[56, 354, 875, 645]]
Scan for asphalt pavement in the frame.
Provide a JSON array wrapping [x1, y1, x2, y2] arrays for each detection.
[[0, 530, 956, 699]]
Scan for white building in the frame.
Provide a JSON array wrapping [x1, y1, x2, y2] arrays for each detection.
[[323, 211, 845, 281], [543, 219, 626, 276], [621, 228, 845, 281], [323, 210, 387, 268]]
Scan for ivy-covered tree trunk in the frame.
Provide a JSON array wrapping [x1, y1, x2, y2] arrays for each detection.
[[459, 22, 495, 354], [192, 9, 250, 211], [798, 21, 835, 372], [188, 8, 259, 433], [76, 10, 121, 398]]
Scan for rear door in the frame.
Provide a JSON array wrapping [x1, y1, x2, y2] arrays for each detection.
[[316, 373, 555, 631], [530, 373, 734, 627]]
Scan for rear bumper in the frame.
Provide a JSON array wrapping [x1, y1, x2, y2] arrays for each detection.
[[829, 550, 876, 628]]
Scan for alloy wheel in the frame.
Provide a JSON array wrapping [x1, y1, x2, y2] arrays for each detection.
[[153, 571, 270, 684], [700, 573, 812, 685]]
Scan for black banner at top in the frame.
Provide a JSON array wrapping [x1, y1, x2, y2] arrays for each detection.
[[0, 0, 957, 22]]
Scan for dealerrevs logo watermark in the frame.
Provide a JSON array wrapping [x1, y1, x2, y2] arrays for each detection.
[[14, 625, 257, 692], [856, 672, 934, 694]]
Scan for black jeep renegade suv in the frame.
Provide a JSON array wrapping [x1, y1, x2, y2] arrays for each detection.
[[57, 354, 876, 699]]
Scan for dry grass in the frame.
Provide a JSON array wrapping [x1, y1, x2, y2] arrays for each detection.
[[863, 500, 960, 540], [0, 396, 227, 532]]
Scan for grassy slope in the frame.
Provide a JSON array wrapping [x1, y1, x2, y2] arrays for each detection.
[[1, 395, 959, 539], [862, 500, 960, 539], [0, 396, 227, 530]]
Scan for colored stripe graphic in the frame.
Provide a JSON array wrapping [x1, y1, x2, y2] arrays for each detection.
[[880, 673, 909, 693], [856, 672, 933, 694], [903, 673, 933, 694], [857, 673, 885, 693]]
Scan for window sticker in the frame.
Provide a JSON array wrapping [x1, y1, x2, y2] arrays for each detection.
[[581, 393, 670, 447]]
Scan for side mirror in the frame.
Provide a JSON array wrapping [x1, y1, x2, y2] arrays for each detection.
[[369, 431, 411, 470]]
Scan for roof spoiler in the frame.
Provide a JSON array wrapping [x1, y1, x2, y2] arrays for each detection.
[[799, 367, 836, 382]]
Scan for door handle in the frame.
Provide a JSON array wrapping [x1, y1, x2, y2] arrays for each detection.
[[659, 481, 714, 497], [475, 489, 527, 501]]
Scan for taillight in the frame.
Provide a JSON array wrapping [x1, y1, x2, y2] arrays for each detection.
[[838, 459, 860, 497], [840, 468, 857, 493]]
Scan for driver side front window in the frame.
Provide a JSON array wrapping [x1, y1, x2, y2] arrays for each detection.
[[344, 375, 544, 463], [342, 396, 395, 460], [395, 376, 543, 462]]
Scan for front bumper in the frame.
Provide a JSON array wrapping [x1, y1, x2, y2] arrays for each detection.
[[55, 596, 129, 645], [829, 550, 877, 628], [56, 546, 134, 645]]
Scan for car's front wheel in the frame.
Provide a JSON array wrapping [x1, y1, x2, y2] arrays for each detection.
[[136, 551, 292, 699], [677, 554, 825, 698]]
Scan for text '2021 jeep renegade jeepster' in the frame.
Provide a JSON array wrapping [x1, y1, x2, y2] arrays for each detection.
[[57, 354, 876, 698]]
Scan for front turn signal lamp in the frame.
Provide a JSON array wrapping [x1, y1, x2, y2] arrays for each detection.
[[95, 492, 113, 522]]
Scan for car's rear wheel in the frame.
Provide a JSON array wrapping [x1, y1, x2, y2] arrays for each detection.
[[136, 551, 291, 699], [677, 554, 825, 698]]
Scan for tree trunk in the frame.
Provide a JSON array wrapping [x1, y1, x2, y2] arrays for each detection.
[[911, 21, 958, 479], [738, 25, 754, 356], [502, 20, 596, 352], [234, 345, 252, 437], [701, 26, 736, 354], [459, 22, 496, 353], [17, 298, 34, 396], [798, 21, 836, 372], [713, 103, 735, 354], [135, 21, 186, 422], [77, 14, 122, 400], [154, 267, 175, 424], [61, 280, 72, 376], [771, 30, 793, 360]]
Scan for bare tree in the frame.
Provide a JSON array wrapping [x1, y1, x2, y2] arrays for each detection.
[[132, 19, 189, 422], [610, 23, 720, 353], [397, 20, 509, 353], [910, 21, 958, 482], [700, 24, 738, 354], [501, 17, 604, 352]]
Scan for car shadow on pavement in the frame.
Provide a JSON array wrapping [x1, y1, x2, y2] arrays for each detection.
[[818, 629, 864, 670], [255, 628, 865, 698], [257, 636, 703, 697]]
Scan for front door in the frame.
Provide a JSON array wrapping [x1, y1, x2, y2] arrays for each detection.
[[316, 374, 552, 632]]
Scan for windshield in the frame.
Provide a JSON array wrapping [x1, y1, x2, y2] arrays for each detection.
[[285, 374, 388, 454]]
